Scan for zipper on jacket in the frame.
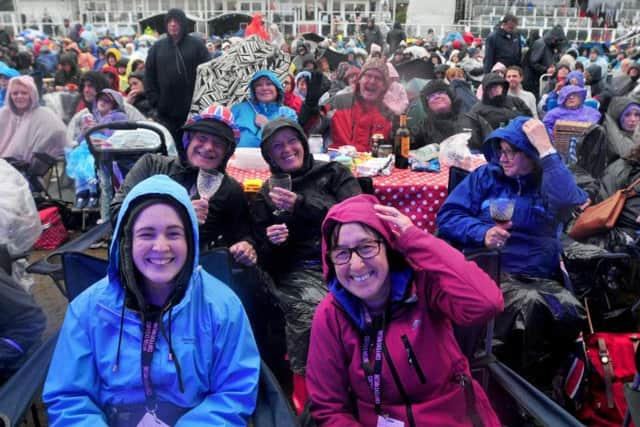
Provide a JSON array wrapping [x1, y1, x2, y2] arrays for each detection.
[[455, 373, 484, 427], [400, 335, 426, 384], [382, 342, 416, 427]]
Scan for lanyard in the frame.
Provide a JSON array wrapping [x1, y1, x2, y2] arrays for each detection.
[[141, 314, 160, 411], [361, 308, 386, 415]]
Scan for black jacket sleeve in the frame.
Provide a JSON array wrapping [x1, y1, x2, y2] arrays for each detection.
[[200, 177, 255, 249]]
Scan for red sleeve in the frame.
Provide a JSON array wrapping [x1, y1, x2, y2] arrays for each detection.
[[306, 298, 365, 427], [395, 226, 504, 326], [330, 108, 352, 149]]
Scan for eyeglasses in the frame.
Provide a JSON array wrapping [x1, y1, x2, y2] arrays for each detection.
[[497, 148, 519, 160], [329, 240, 383, 265], [427, 91, 447, 101]]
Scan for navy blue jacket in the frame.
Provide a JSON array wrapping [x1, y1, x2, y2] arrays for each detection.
[[483, 27, 521, 73]]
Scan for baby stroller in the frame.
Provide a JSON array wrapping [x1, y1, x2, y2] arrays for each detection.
[[82, 120, 177, 222]]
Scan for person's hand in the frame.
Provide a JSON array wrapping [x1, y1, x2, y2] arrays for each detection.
[[126, 88, 141, 104], [269, 187, 297, 213], [191, 198, 209, 225], [266, 223, 289, 245], [484, 222, 512, 249], [255, 113, 269, 128], [554, 80, 565, 92], [230, 241, 257, 266], [305, 71, 326, 107], [579, 198, 592, 212], [522, 118, 553, 155], [373, 204, 413, 236]]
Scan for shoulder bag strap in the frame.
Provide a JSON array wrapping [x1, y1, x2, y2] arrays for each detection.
[[597, 337, 615, 409], [623, 176, 640, 196]]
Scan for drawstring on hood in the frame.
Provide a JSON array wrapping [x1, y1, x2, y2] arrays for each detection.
[[108, 175, 200, 394]]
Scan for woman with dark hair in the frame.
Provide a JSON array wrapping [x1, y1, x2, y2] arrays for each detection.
[[306, 194, 503, 426], [43, 175, 260, 426], [282, 73, 302, 114]]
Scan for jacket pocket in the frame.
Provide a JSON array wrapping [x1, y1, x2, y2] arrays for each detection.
[[401, 334, 426, 384]]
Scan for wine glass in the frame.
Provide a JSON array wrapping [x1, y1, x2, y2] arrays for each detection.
[[267, 173, 292, 216], [197, 169, 223, 200], [489, 198, 515, 226]]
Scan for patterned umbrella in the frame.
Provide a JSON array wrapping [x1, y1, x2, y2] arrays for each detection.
[[190, 35, 291, 115]]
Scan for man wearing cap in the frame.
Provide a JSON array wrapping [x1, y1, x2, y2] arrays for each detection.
[[145, 8, 209, 159], [483, 14, 521, 74], [111, 104, 257, 267]]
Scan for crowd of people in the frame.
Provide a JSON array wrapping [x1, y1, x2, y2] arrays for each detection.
[[3, 5, 640, 426]]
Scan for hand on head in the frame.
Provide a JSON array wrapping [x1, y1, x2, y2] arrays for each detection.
[[373, 204, 413, 236], [522, 119, 553, 155]]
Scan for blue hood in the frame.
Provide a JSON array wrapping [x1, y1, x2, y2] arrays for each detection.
[[558, 84, 586, 106], [482, 116, 540, 164], [0, 61, 19, 79], [566, 70, 584, 87], [108, 175, 200, 302], [248, 69, 285, 104]]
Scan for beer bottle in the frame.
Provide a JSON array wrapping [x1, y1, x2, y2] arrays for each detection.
[[394, 114, 411, 169]]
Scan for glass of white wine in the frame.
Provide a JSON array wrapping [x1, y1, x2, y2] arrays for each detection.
[[196, 169, 223, 200], [268, 173, 292, 216]]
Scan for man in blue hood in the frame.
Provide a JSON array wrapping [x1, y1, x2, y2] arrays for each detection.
[[145, 8, 209, 158]]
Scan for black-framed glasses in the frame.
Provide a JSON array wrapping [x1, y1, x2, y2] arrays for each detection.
[[496, 148, 519, 160], [329, 240, 383, 265]]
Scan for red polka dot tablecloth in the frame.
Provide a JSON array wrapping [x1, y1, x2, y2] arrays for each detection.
[[228, 159, 484, 234], [372, 168, 450, 233]]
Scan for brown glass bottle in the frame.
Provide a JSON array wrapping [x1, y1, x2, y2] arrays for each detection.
[[394, 114, 411, 169]]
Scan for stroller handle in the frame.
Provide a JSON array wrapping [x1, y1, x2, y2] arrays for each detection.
[[84, 121, 168, 154]]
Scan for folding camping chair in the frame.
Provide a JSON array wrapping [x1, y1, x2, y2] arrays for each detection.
[[0, 332, 58, 427], [26, 221, 111, 298]]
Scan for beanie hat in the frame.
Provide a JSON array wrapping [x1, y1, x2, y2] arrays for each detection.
[[358, 58, 390, 90], [420, 79, 455, 113]]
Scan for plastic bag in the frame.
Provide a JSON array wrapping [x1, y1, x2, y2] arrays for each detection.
[[65, 141, 96, 181], [0, 160, 42, 255], [439, 132, 473, 170]]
